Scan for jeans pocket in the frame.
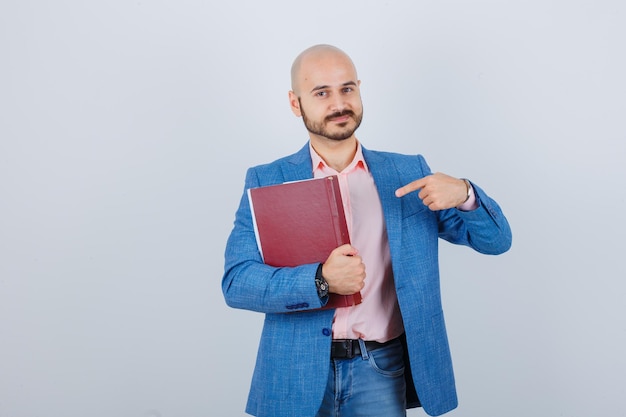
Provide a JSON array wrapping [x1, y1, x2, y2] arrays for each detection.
[[367, 341, 405, 377]]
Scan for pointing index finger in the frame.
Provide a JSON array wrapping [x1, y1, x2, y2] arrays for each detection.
[[395, 177, 427, 198]]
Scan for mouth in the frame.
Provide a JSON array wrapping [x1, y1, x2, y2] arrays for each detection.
[[330, 115, 351, 123], [326, 111, 354, 124]]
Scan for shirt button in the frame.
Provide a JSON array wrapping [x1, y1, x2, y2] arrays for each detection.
[[322, 328, 331, 336]]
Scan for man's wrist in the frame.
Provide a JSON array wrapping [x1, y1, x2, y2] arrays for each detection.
[[457, 178, 477, 211], [461, 178, 471, 203], [315, 263, 329, 299]]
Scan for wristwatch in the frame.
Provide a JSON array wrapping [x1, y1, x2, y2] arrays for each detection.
[[461, 178, 472, 203], [315, 263, 329, 299]]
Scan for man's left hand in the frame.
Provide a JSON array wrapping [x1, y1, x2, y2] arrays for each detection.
[[395, 172, 467, 211]]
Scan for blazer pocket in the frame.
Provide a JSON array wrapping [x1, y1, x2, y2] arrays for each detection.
[[402, 200, 429, 220]]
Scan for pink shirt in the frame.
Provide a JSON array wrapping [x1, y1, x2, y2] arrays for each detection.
[[310, 143, 405, 342]]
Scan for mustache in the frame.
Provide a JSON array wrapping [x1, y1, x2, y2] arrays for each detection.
[[325, 110, 355, 122]]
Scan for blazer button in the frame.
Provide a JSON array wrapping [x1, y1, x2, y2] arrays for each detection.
[[322, 328, 331, 336]]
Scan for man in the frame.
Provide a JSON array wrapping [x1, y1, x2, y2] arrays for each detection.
[[222, 44, 512, 417]]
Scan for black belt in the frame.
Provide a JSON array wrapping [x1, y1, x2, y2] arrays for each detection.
[[331, 338, 397, 359]]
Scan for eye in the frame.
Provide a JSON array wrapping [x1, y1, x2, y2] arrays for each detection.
[[342, 87, 353, 93], [315, 91, 328, 97]]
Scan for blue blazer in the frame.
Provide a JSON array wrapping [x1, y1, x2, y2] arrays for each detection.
[[223, 143, 512, 417]]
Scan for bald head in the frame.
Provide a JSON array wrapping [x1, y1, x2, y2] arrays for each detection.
[[287, 44, 363, 144], [290, 44, 358, 95]]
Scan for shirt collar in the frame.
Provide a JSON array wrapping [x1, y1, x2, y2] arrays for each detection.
[[309, 141, 369, 175]]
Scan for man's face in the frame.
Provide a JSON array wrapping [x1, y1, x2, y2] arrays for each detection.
[[291, 53, 363, 142]]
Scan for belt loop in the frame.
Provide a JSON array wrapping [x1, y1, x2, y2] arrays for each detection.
[[358, 339, 369, 360]]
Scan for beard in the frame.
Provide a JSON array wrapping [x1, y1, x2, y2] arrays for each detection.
[[299, 98, 363, 141]]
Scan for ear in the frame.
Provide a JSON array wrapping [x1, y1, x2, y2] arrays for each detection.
[[288, 91, 302, 117]]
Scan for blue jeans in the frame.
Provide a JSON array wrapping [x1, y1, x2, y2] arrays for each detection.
[[316, 338, 407, 417]]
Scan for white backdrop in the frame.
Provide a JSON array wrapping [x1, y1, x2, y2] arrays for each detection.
[[1, 1, 625, 416]]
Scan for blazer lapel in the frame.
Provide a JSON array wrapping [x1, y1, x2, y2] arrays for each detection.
[[363, 147, 403, 254], [281, 142, 314, 182]]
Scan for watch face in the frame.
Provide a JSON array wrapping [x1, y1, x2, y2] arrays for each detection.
[[316, 276, 328, 297]]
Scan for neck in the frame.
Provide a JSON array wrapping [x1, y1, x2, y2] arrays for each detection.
[[310, 136, 358, 172]]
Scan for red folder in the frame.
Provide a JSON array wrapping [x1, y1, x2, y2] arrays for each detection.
[[248, 176, 362, 309]]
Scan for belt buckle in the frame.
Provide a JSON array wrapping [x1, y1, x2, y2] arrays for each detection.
[[332, 339, 357, 359]]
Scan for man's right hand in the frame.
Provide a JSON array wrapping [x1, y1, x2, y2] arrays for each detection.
[[321, 244, 366, 295]]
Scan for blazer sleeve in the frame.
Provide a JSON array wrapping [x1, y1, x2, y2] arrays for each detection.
[[396, 155, 512, 255], [222, 167, 325, 313], [416, 155, 512, 255]]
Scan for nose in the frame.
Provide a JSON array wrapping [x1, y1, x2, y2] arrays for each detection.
[[329, 93, 347, 113]]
